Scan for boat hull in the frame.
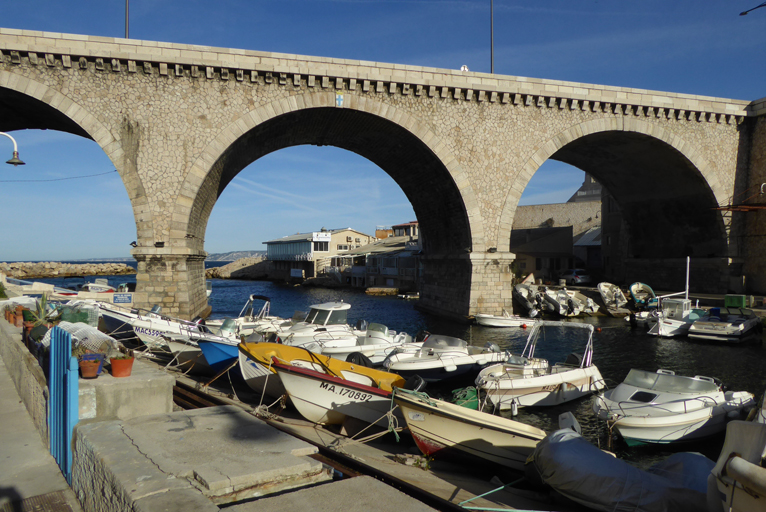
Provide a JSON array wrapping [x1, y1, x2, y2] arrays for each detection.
[[276, 365, 401, 428], [474, 314, 535, 328], [197, 340, 239, 373], [236, 350, 287, 399], [394, 390, 545, 471], [479, 365, 605, 409], [166, 340, 212, 374]]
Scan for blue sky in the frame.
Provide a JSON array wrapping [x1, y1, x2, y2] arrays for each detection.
[[0, 1, 764, 261]]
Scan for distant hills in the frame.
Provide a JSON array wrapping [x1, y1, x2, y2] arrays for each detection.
[[67, 251, 265, 263]]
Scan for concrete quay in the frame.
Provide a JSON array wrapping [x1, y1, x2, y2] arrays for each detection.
[[0, 319, 443, 512]]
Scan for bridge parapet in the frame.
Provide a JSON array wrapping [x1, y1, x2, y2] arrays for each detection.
[[0, 28, 753, 125]]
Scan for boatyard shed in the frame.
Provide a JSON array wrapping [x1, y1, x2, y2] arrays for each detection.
[[263, 227, 374, 281]]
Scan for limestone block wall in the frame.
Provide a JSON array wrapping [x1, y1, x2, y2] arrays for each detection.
[[744, 111, 766, 293], [513, 203, 601, 237], [0, 319, 49, 448], [468, 253, 516, 315]]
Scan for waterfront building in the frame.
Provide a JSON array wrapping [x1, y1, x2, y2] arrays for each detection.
[[263, 227, 375, 281]]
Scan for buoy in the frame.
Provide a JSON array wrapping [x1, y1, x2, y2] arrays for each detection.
[[596, 327, 602, 333], [521, 323, 527, 329]]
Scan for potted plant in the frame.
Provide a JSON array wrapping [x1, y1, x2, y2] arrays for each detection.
[[110, 349, 135, 378]]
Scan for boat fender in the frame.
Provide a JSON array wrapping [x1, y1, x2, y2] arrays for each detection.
[[444, 364, 458, 372], [511, 398, 518, 417]]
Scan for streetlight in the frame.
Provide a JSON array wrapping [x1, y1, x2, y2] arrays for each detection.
[[740, 1, 766, 15], [0, 132, 25, 166]]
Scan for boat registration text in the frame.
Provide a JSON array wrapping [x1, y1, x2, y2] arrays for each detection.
[[319, 381, 373, 402]]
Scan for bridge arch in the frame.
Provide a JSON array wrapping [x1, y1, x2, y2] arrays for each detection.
[[0, 71, 148, 229], [176, 91, 483, 257], [500, 117, 730, 261]]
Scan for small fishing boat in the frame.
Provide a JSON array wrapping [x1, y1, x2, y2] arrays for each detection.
[[592, 369, 755, 445], [269, 302, 361, 352], [597, 282, 629, 311], [629, 282, 658, 308], [688, 307, 762, 343], [542, 288, 582, 317], [382, 335, 507, 385], [647, 298, 707, 337], [476, 321, 605, 410], [393, 387, 546, 472], [205, 294, 285, 337], [474, 309, 537, 328], [320, 322, 414, 363]]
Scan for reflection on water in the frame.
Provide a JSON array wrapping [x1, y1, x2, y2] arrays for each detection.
[[34, 274, 766, 469]]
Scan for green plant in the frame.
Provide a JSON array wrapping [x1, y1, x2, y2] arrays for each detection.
[[111, 348, 134, 360], [28, 293, 49, 327], [0, 282, 6, 299]]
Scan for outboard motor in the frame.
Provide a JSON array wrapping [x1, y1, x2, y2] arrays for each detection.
[[346, 352, 374, 368], [484, 342, 501, 353], [566, 298, 576, 315], [191, 316, 206, 326], [403, 374, 427, 392], [356, 319, 368, 331], [244, 332, 266, 343]]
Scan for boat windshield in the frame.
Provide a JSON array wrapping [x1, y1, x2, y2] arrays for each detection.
[[422, 335, 467, 350], [367, 323, 388, 336], [623, 369, 719, 394], [218, 318, 237, 335], [305, 307, 348, 326]]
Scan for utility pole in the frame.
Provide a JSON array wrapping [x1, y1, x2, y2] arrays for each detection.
[[490, 0, 494, 73], [125, 0, 129, 38]]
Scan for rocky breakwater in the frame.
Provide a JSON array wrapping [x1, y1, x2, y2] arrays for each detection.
[[0, 261, 135, 279], [205, 257, 271, 280]]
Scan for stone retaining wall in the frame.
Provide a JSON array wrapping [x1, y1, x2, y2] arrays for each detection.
[[205, 257, 269, 279], [0, 319, 49, 448], [0, 262, 135, 279]]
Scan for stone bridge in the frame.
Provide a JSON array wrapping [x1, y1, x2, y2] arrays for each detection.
[[1, 28, 764, 319]]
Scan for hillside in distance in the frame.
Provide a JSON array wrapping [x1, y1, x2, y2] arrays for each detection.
[[68, 251, 265, 263]]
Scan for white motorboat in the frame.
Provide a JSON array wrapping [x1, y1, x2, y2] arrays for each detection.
[[382, 334, 507, 384], [269, 302, 360, 351], [474, 309, 537, 328], [542, 288, 582, 317], [98, 303, 211, 352], [647, 298, 707, 337], [629, 282, 658, 308], [320, 322, 414, 363], [597, 282, 629, 311], [565, 289, 599, 314], [205, 295, 286, 337], [512, 283, 546, 318], [624, 309, 659, 329], [393, 387, 546, 472], [476, 321, 605, 410], [688, 306, 762, 343], [592, 369, 755, 445]]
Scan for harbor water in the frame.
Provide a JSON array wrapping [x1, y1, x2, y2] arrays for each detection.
[[35, 270, 766, 469]]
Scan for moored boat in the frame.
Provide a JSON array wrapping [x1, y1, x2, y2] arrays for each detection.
[[512, 283, 546, 318], [629, 282, 658, 308], [597, 282, 629, 311], [688, 307, 762, 343], [474, 309, 537, 328], [592, 368, 755, 445], [393, 387, 546, 472], [647, 298, 707, 337], [476, 321, 605, 410], [382, 334, 506, 385], [542, 288, 582, 317], [205, 294, 285, 338]]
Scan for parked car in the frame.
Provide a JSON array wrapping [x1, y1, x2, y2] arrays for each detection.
[[559, 269, 591, 286]]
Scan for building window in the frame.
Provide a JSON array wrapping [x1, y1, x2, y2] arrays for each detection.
[[355, 238, 361, 243], [535, 258, 541, 271], [313, 241, 328, 252], [337, 244, 349, 251]]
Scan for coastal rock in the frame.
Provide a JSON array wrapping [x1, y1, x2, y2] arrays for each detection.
[[0, 262, 135, 279]]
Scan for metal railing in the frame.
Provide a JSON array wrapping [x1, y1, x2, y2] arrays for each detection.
[[48, 327, 79, 484]]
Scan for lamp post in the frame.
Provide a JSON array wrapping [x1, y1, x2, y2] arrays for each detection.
[[740, 1, 766, 15], [0, 132, 25, 166], [490, 0, 494, 73], [125, 0, 129, 38]]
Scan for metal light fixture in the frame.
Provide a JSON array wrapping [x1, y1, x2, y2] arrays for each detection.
[[740, 1, 766, 15], [0, 132, 25, 166]]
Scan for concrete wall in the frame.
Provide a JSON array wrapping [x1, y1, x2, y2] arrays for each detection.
[[513, 202, 601, 237], [0, 319, 49, 448]]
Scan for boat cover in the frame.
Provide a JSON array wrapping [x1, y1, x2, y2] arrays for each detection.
[[529, 429, 714, 512]]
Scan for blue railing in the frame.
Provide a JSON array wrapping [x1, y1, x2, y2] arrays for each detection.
[[48, 326, 79, 484]]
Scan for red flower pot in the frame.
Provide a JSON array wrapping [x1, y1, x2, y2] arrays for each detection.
[[110, 357, 134, 378]]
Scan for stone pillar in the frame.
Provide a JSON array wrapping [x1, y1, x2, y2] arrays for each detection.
[[744, 115, 766, 294], [131, 249, 208, 320], [417, 252, 516, 321]]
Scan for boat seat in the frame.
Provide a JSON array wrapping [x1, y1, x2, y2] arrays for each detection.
[[506, 355, 530, 366], [403, 374, 426, 392]]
